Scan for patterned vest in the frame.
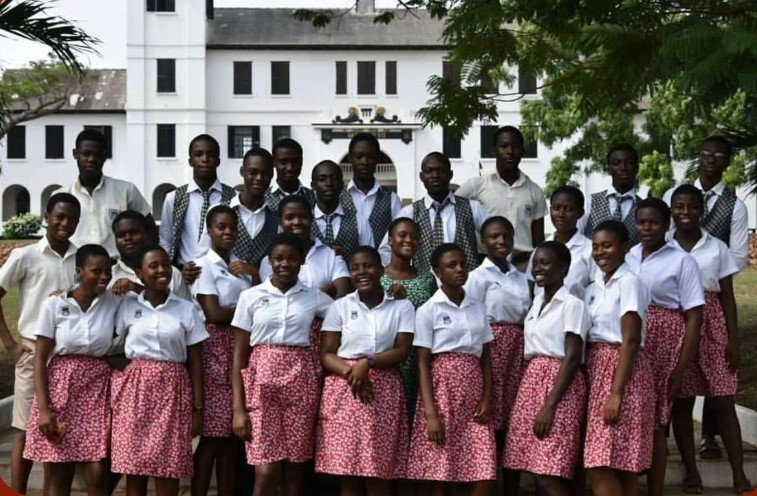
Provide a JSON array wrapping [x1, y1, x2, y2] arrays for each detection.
[[701, 188, 736, 246], [340, 186, 394, 248], [169, 183, 237, 265], [265, 185, 316, 214], [232, 204, 278, 266], [412, 196, 478, 273], [311, 202, 360, 260], [583, 191, 642, 246]]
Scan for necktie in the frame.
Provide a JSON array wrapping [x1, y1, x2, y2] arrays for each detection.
[[324, 212, 337, 245], [431, 199, 448, 247], [703, 190, 715, 218], [198, 189, 211, 241], [611, 193, 624, 221]]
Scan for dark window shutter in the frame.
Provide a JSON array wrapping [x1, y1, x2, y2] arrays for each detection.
[[335, 61, 347, 95], [7, 126, 26, 159], [271, 62, 290, 95], [442, 128, 461, 159], [518, 68, 537, 94], [480, 125, 498, 159], [45, 126, 64, 159], [157, 59, 176, 93], [233, 61, 252, 95], [357, 61, 375, 95], [157, 124, 176, 157], [385, 61, 397, 95]]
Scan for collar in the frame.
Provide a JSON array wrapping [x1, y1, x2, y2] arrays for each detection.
[[429, 287, 474, 309], [481, 256, 516, 275], [260, 277, 306, 296], [73, 175, 107, 194], [347, 179, 380, 197], [629, 240, 676, 260], [37, 236, 77, 259], [347, 289, 395, 310], [188, 178, 222, 195], [230, 194, 269, 214], [593, 262, 631, 284], [494, 170, 526, 188], [548, 230, 589, 248], [114, 257, 138, 276], [137, 290, 180, 309], [61, 289, 108, 312], [668, 228, 710, 251], [206, 248, 238, 269], [423, 191, 456, 209], [694, 178, 725, 196], [313, 203, 345, 219], [606, 185, 637, 198], [270, 180, 306, 195], [533, 285, 569, 309]]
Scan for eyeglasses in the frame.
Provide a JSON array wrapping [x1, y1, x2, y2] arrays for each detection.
[[700, 151, 729, 160]]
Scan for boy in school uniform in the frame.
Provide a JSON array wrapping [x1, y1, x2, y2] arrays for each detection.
[[159, 134, 237, 268], [311, 160, 361, 260], [58, 129, 154, 257], [265, 138, 316, 212], [343, 133, 402, 248], [579, 144, 644, 245], [0, 193, 80, 493]]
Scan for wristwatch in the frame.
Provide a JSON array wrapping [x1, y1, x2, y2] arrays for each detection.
[[366, 356, 377, 369]]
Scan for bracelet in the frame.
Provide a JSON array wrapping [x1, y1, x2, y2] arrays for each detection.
[[366, 356, 377, 369]]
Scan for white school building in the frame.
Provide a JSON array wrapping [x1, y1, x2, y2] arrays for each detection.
[[0, 0, 754, 231]]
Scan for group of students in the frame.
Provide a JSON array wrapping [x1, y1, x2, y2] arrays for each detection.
[[0, 126, 751, 496]]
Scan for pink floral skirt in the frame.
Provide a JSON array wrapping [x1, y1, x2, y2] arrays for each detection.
[[242, 345, 320, 465], [503, 356, 587, 479], [489, 322, 525, 431], [24, 355, 110, 463], [583, 343, 655, 473], [407, 353, 496, 482], [110, 360, 193, 479], [315, 363, 408, 478], [645, 305, 685, 425], [201, 322, 234, 437], [680, 292, 738, 398]]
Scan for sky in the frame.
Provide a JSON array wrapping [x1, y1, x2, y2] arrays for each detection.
[[0, 0, 401, 69]]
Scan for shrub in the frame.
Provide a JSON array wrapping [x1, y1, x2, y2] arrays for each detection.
[[3, 213, 42, 239]]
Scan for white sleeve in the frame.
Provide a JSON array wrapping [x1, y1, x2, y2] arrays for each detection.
[[397, 300, 415, 334], [454, 177, 481, 200], [127, 183, 153, 216], [679, 255, 706, 311], [34, 297, 58, 340], [170, 267, 192, 300], [259, 258, 273, 282], [315, 290, 334, 319], [390, 192, 403, 218], [190, 259, 218, 297], [717, 241, 739, 280], [482, 312, 495, 344], [185, 304, 209, 346], [114, 298, 131, 336], [158, 191, 176, 253], [564, 298, 590, 340], [378, 232, 392, 267], [661, 187, 674, 206], [331, 254, 350, 281], [729, 199, 749, 271], [619, 276, 647, 319], [413, 303, 434, 349], [320, 299, 343, 332], [230, 291, 254, 332], [577, 192, 592, 234], [470, 199, 490, 232], [463, 271, 485, 303]]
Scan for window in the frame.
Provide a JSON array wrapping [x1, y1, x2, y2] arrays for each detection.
[[45, 126, 64, 159], [228, 126, 260, 158], [157, 59, 176, 93], [271, 62, 290, 95], [147, 0, 175, 12], [442, 61, 460, 88], [357, 61, 376, 95], [157, 124, 176, 157], [481, 73, 498, 94], [385, 61, 397, 95], [518, 68, 537, 94], [335, 61, 347, 95], [480, 125, 537, 159], [83, 125, 113, 158], [523, 140, 538, 158], [272, 126, 291, 149], [6, 126, 25, 159], [443, 128, 461, 159], [234, 61, 252, 95]]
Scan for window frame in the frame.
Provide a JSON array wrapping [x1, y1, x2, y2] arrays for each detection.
[[335, 61, 347, 95], [6, 126, 26, 159], [227, 126, 261, 159], [357, 61, 376, 95], [156, 124, 176, 158], [233, 61, 253, 95], [270, 61, 290, 96], [45, 125, 65, 160], [385, 61, 397, 95], [156, 58, 176, 93]]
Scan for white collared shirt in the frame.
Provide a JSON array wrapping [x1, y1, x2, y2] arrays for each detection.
[[36, 290, 121, 357], [584, 264, 650, 346], [191, 249, 252, 308], [465, 257, 531, 324], [231, 279, 333, 347], [626, 242, 705, 311], [159, 178, 225, 265], [58, 176, 151, 257], [346, 180, 403, 247], [259, 239, 349, 290], [668, 230, 738, 292], [0, 237, 77, 340], [109, 257, 191, 300], [115, 292, 208, 363], [523, 286, 591, 360], [270, 180, 310, 197], [414, 289, 493, 357], [322, 291, 415, 359], [313, 203, 346, 240], [456, 171, 548, 252], [527, 231, 598, 300], [577, 186, 638, 234], [229, 195, 269, 239], [662, 179, 749, 271]]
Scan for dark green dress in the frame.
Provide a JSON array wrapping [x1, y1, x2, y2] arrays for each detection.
[[380, 272, 434, 421]]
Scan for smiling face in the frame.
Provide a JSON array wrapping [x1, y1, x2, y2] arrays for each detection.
[[550, 192, 583, 234], [389, 220, 420, 259], [136, 249, 173, 292], [113, 218, 147, 259], [240, 155, 274, 198], [349, 251, 384, 295], [273, 146, 303, 186], [350, 140, 379, 183], [45, 202, 79, 244], [591, 229, 628, 275], [76, 254, 113, 295], [531, 247, 566, 288], [208, 212, 238, 252], [188, 139, 221, 181], [434, 248, 468, 289], [279, 202, 313, 240], [635, 207, 668, 248], [73, 140, 106, 184], [482, 221, 514, 261], [269, 244, 303, 286], [671, 192, 703, 231]]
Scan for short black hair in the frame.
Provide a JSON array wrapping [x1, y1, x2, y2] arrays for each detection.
[[492, 125, 524, 147], [430, 243, 466, 270], [480, 215, 514, 237], [593, 220, 630, 244], [136, 244, 169, 266], [421, 151, 451, 171], [349, 245, 382, 266], [606, 143, 639, 165], [311, 160, 342, 180], [277, 195, 313, 220], [348, 132, 380, 154], [75, 129, 107, 150], [388, 216, 419, 236], [268, 232, 305, 258], [535, 240, 572, 273], [671, 184, 705, 209], [636, 197, 671, 224], [272, 137, 303, 157], [75, 244, 110, 268], [111, 210, 147, 233], [550, 185, 585, 209], [205, 204, 238, 229], [243, 147, 274, 165], [188, 134, 220, 157], [46, 192, 81, 218], [701, 135, 732, 157]]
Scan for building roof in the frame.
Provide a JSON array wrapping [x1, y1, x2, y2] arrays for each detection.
[[4, 68, 126, 113], [207, 8, 447, 50]]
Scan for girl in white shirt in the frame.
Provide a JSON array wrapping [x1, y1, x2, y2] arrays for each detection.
[[190, 205, 253, 496], [231, 233, 332, 496], [407, 243, 497, 492], [626, 198, 704, 496], [111, 246, 208, 495], [668, 185, 750, 495], [582, 221, 654, 496], [24, 244, 118, 496], [315, 246, 414, 491], [503, 241, 590, 494]]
